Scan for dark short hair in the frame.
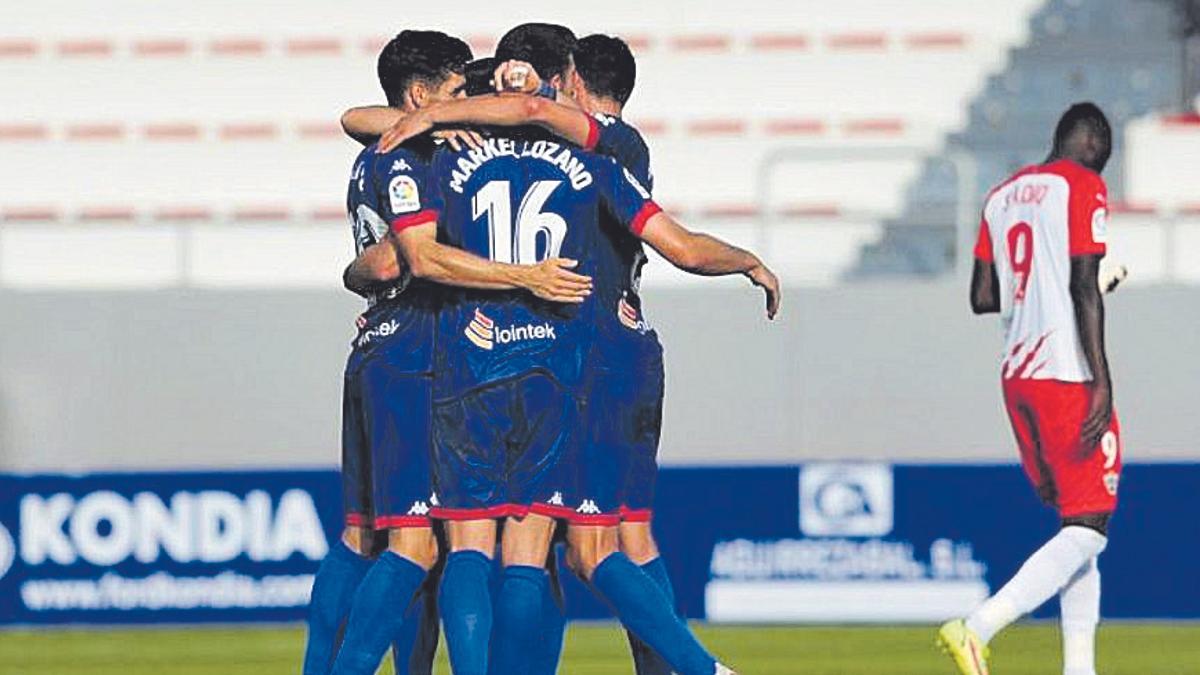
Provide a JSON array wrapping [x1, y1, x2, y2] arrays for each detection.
[[495, 23, 577, 81], [575, 34, 636, 105], [464, 57, 497, 97], [1053, 102, 1112, 172], [377, 30, 472, 106]]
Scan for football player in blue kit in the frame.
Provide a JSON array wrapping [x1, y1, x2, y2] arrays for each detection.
[[304, 30, 592, 675]]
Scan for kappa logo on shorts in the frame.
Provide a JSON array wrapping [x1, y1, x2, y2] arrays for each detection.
[[464, 308, 557, 350], [407, 501, 431, 516], [576, 500, 601, 515], [547, 492, 565, 506]]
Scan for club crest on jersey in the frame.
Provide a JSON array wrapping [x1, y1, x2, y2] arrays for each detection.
[[1103, 470, 1119, 496], [617, 296, 650, 333], [464, 308, 557, 350], [389, 175, 421, 215], [1092, 207, 1108, 243]]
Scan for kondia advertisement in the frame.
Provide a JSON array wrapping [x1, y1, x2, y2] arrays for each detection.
[[0, 464, 1196, 625], [0, 471, 339, 624]]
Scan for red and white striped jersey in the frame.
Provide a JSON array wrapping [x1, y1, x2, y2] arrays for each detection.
[[974, 159, 1108, 382]]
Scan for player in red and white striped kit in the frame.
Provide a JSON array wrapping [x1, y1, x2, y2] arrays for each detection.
[[939, 103, 1120, 675]]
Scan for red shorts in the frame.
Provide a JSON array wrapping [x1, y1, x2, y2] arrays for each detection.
[[1002, 378, 1122, 517]]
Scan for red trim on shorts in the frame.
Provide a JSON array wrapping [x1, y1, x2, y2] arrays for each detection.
[[390, 209, 439, 234], [619, 506, 654, 522], [373, 514, 432, 529], [630, 202, 662, 235], [430, 504, 527, 520], [583, 115, 600, 151], [529, 503, 621, 526], [345, 512, 368, 527]]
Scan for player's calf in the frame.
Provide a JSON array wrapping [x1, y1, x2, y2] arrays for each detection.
[[440, 519, 498, 675], [302, 526, 376, 675], [568, 524, 732, 675], [618, 522, 677, 675], [329, 525, 437, 675], [492, 514, 558, 675]]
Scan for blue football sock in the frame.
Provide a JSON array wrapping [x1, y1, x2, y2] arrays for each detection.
[[440, 550, 494, 675], [591, 552, 717, 675], [491, 565, 549, 675], [302, 541, 373, 675], [329, 551, 427, 675], [531, 557, 567, 675], [390, 592, 422, 675], [393, 570, 440, 675], [627, 557, 676, 675]]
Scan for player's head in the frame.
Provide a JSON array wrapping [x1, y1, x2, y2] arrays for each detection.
[[463, 57, 498, 97], [377, 30, 473, 110], [1050, 102, 1112, 173], [571, 34, 636, 113], [495, 23, 578, 91]]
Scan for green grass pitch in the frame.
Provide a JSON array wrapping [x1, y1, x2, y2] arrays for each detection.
[[1, 622, 1196, 674]]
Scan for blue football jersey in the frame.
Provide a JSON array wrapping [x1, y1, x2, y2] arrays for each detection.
[[423, 130, 660, 396], [345, 141, 441, 372], [583, 113, 661, 357]]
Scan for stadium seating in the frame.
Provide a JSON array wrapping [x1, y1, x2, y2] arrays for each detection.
[[0, 0, 1194, 288]]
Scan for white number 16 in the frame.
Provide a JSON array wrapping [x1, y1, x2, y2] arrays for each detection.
[[472, 180, 566, 264]]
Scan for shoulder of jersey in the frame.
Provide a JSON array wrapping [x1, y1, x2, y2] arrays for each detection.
[[1043, 158, 1106, 191], [593, 113, 648, 144]]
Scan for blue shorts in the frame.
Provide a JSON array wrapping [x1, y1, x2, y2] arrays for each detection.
[[584, 340, 665, 523], [430, 371, 579, 521], [341, 306, 436, 530]]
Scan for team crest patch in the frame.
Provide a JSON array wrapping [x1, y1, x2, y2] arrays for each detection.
[[617, 296, 648, 332], [1092, 207, 1108, 243], [1103, 470, 1120, 496], [465, 308, 494, 350], [389, 175, 421, 214]]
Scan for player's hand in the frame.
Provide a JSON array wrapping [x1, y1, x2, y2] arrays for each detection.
[[378, 110, 433, 153], [523, 258, 593, 303], [495, 59, 540, 94], [1100, 261, 1128, 294], [747, 264, 781, 319], [432, 129, 484, 152], [1080, 383, 1113, 455]]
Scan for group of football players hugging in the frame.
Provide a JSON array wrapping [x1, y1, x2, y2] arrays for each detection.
[[301, 20, 779, 675]]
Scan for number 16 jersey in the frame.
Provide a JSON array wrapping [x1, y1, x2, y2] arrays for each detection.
[[974, 159, 1109, 383], [423, 130, 661, 397]]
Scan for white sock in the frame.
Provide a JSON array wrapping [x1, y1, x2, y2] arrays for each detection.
[[1060, 556, 1101, 675], [966, 526, 1107, 643]]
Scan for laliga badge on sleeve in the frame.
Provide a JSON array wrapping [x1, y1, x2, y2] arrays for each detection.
[[389, 175, 421, 215]]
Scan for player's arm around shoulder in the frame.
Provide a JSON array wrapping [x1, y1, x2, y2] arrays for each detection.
[[343, 242, 403, 296], [341, 106, 405, 146], [390, 223, 592, 303]]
